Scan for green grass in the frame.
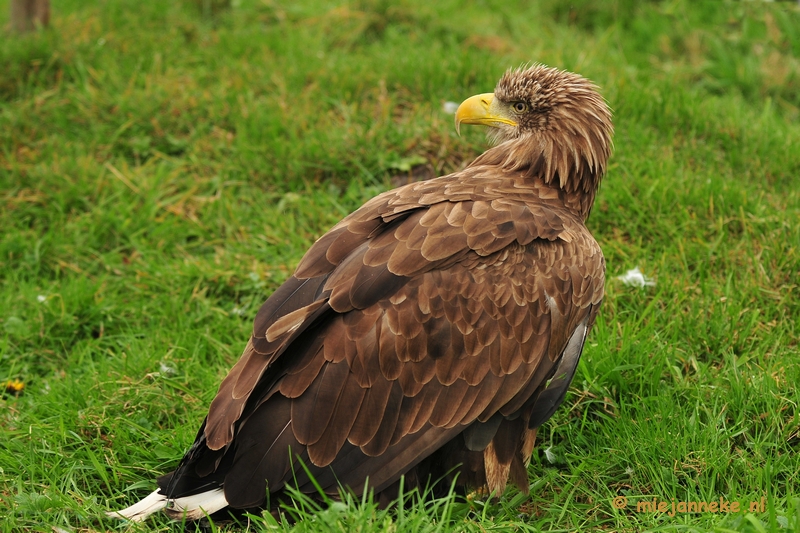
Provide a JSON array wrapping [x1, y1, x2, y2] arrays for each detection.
[[1, 0, 799, 531]]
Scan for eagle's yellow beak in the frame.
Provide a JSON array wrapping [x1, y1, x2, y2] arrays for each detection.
[[455, 93, 518, 135]]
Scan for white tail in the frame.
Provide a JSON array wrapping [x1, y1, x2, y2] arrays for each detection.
[[107, 488, 229, 522]]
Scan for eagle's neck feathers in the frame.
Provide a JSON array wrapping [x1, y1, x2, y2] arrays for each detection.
[[468, 124, 610, 221]]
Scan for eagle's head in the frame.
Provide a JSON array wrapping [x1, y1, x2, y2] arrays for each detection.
[[455, 64, 613, 195]]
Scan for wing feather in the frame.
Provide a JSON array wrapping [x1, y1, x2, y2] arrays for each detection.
[[348, 375, 394, 446], [362, 381, 404, 456], [306, 370, 366, 465], [291, 359, 350, 446]]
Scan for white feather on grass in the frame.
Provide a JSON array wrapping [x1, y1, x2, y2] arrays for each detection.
[[616, 267, 655, 288]]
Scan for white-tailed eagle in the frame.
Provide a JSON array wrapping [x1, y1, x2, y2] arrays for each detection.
[[109, 64, 613, 521]]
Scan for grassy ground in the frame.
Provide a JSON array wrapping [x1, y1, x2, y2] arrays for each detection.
[[1, 0, 799, 531]]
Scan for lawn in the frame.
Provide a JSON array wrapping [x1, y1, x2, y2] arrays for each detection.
[[1, 0, 799, 531]]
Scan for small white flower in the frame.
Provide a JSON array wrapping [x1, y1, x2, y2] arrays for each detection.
[[159, 362, 177, 376], [37, 295, 47, 303], [616, 267, 655, 288]]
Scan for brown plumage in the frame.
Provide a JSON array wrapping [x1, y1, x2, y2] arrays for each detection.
[[108, 64, 613, 522]]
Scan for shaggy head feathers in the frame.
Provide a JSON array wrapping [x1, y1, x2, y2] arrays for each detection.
[[473, 64, 614, 214]]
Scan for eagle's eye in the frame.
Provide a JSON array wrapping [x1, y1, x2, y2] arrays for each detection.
[[511, 101, 528, 114]]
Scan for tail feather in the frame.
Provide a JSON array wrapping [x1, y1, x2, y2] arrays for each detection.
[[106, 490, 168, 522], [165, 488, 229, 520], [107, 488, 229, 522]]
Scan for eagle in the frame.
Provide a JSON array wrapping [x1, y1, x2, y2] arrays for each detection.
[[109, 64, 613, 522]]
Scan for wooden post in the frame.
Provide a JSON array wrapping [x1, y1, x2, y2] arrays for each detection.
[[10, 0, 50, 33], [196, 0, 231, 18]]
